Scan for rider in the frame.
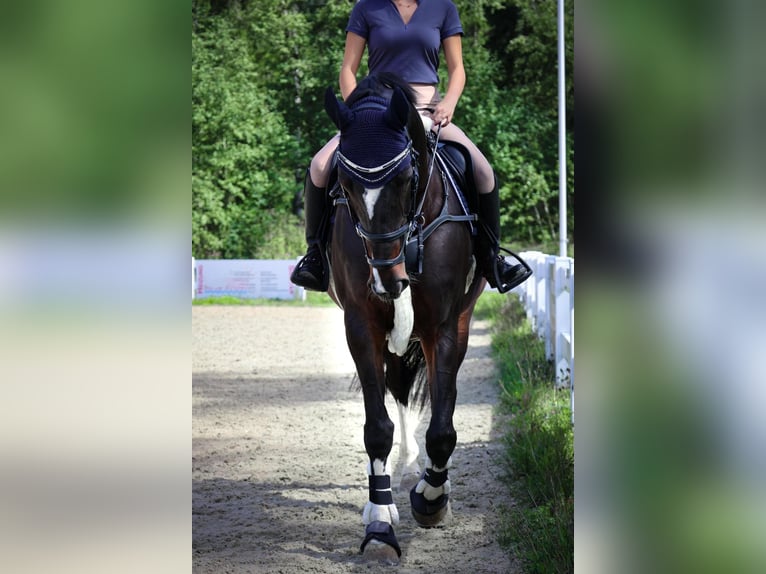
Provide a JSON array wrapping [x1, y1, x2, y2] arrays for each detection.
[[290, 0, 528, 293]]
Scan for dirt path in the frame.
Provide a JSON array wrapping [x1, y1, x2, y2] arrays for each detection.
[[193, 305, 519, 573]]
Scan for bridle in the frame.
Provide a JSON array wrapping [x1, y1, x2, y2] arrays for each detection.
[[335, 105, 438, 270]]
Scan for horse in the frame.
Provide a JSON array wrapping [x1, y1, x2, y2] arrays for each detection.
[[322, 74, 487, 564]]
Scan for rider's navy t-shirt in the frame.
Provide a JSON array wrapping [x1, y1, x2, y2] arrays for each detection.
[[346, 0, 463, 85]]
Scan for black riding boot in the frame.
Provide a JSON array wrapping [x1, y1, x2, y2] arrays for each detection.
[[290, 171, 330, 292], [476, 182, 531, 293]]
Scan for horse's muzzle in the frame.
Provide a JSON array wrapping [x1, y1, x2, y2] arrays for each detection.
[[369, 273, 409, 300]]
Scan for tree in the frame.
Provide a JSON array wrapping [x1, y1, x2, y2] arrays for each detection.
[[192, 12, 298, 258], [191, 0, 574, 255]]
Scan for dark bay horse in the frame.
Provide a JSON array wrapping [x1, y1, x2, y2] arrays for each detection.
[[323, 74, 486, 564]]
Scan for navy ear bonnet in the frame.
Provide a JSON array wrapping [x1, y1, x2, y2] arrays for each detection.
[[325, 90, 414, 187]]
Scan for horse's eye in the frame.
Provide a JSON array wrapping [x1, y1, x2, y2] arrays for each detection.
[[396, 166, 414, 184]]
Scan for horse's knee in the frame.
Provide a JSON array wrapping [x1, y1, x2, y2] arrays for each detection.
[[364, 417, 395, 461], [425, 424, 456, 469]]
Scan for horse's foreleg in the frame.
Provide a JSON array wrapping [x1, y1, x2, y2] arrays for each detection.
[[410, 329, 461, 527], [361, 437, 399, 527], [346, 315, 402, 563], [359, 389, 402, 563]]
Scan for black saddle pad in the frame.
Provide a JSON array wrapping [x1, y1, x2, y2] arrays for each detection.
[[436, 141, 477, 213]]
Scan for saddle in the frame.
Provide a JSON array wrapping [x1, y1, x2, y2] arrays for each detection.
[[435, 141, 478, 215]]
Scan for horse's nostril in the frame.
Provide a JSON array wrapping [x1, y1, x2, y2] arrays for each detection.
[[367, 273, 408, 299], [390, 278, 408, 298]]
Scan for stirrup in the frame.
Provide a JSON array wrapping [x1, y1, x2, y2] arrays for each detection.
[[491, 247, 533, 293], [290, 246, 329, 292]]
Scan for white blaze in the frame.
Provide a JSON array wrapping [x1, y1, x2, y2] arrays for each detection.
[[371, 268, 386, 295], [363, 186, 383, 221]]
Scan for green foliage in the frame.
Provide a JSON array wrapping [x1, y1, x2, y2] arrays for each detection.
[[192, 0, 573, 257], [473, 291, 506, 321], [192, 12, 301, 258], [506, 388, 574, 505], [500, 496, 574, 574], [486, 296, 574, 572], [251, 210, 305, 259], [453, 0, 574, 246]]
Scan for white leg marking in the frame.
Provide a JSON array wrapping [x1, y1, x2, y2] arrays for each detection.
[[387, 286, 414, 355], [397, 402, 421, 472], [364, 187, 383, 221], [363, 459, 400, 525], [396, 402, 421, 491], [415, 456, 452, 501]]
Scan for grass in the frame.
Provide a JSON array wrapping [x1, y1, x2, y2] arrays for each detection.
[[479, 292, 574, 574], [192, 291, 336, 307]]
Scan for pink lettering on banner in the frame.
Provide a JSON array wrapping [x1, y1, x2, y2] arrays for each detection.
[[197, 264, 204, 295], [288, 265, 295, 294]]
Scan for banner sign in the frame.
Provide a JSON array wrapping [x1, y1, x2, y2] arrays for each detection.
[[194, 259, 301, 300]]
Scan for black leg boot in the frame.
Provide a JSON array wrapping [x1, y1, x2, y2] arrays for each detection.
[[476, 182, 531, 293], [290, 171, 330, 291]]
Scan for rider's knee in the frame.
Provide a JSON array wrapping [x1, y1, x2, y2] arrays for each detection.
[[472, 156, 495, 195], [309, 154, 329, 188], [309, 137, 339, 188], [441, 125, 494, 194]]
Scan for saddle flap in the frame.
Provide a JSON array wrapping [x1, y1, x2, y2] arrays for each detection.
[[436, 142, 477, 213]]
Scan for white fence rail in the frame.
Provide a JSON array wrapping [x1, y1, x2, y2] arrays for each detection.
[[513, 251, 574, 412]]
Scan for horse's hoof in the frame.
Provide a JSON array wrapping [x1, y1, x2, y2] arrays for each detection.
[[410, 489, 452, 528], [362, 539, 401, 565], [411, 500, 452, 528], [360, 521, 402, 565]]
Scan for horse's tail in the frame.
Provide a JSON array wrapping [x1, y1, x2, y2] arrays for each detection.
[[385, 340, 429, 411]]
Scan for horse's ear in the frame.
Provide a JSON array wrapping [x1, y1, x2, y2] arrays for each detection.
[[325, 86, 354, 130], [384, 86, 410, 130]]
